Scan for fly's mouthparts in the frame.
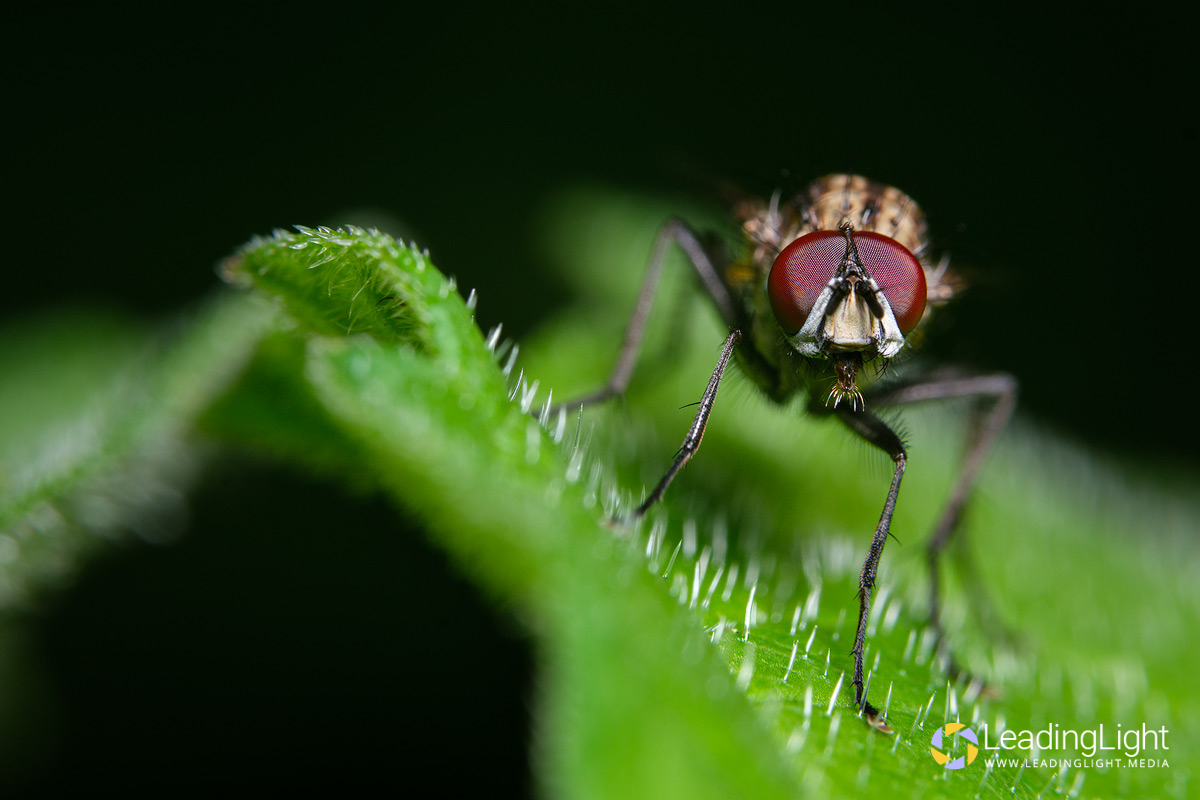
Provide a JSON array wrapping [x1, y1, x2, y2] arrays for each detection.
[[826, 386, 865, 411], [827, 352, 865, 410]]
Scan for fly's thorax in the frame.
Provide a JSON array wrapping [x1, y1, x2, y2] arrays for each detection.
[[804, 174, 929, 255]]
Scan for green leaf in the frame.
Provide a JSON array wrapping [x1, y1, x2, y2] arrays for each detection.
[[227, 224, 800, 799], [224, 201, 1200, 799]]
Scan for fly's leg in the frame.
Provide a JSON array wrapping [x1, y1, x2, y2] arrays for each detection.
[[553, 218, 739, 412], [866, 371, 1017, 679], [828, 405, 908, 731], [826, 372, 1015, 730], [634, 329, 741, 516]]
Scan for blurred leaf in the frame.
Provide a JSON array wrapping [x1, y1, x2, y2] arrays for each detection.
[[0, 295, 272, 775], [0, 296, 272, 609]]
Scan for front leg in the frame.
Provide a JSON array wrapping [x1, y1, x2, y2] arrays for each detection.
[[633, 329, 742, 517], [834, 406, 908, 732]]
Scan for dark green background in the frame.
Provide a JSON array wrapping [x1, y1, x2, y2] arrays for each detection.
[[7, 7, 1192, 794]]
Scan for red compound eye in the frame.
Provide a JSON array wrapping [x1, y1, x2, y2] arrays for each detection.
[[768, 230, 845, 333], [768, 230, 928, 334], [852, 232, 927, 333]]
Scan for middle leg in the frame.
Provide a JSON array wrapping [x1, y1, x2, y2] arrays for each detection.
[[866, 371, 1017, 668]]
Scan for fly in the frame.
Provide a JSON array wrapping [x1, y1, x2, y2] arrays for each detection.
[[557, 174, 1016, 732]]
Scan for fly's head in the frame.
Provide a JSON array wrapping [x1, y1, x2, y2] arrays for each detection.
[[767, 221, 927, 408]]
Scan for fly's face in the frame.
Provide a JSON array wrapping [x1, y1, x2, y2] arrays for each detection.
[[742, 176, 936, 408], [768, 223, 928, 406], [769, 223, 926, 357]]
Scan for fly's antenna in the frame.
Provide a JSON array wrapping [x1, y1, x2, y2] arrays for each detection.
[[838, 221, 864, 274]]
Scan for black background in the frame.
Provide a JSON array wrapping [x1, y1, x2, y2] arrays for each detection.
[[6, 6, 1194, 794]]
